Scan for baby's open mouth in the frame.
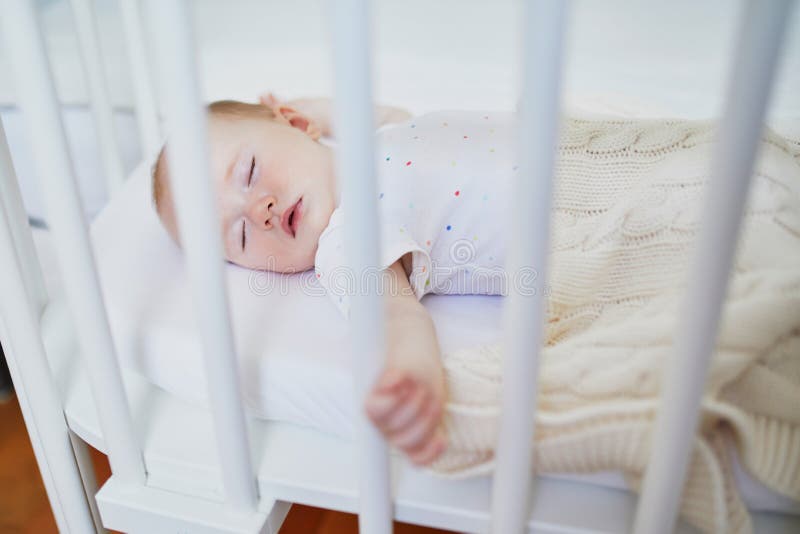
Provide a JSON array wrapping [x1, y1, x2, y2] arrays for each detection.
[[281, 197, 303, 238]]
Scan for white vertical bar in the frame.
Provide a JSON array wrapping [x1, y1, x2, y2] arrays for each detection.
[[70, 0, 126, 195], [1, 0, 146, 486], [69, 431, 108, 533], [0, 119, 48, 314], [145, 0, 257, 511], [633, 2, 794, 533], [120, 0, 161, 156], [0, 205, 96, 534], [491, 1, 567, 533], [330, 1, 392, 533]]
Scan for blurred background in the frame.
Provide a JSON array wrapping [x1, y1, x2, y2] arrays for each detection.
[[0, 0, 798, 222]]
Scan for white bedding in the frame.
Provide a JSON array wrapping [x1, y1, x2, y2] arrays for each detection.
[[91, 160, 506, 435], [83, 160, 799, 516]]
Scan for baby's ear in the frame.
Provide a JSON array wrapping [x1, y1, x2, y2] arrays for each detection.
[[260, 93, 321, 140], [259, 92, 280, 108], [278, 106, 322, 140]]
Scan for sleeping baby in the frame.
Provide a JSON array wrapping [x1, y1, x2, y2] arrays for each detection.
[[153, 94, 490, 465], [151, 96, 800, 531]]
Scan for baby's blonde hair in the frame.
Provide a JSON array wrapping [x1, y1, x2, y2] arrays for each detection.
[[151, 100, 277, 215]]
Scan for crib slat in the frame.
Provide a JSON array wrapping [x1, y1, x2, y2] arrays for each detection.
[[70, 0, 126, 195], [0, 203, 97, 533], [145, 0, 258, 511], [330, 0, 392, 533], [0, 120, 48, 314], [2, 0, 146, 486], [120, 0, 161, 157], [491, 1, 568, 533], [632, 2, 794, 533]]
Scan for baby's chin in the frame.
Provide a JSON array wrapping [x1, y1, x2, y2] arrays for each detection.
[[229, 254, 315, 274]]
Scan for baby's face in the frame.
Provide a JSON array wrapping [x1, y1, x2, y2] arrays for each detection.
[[160, 115, 336, 272]]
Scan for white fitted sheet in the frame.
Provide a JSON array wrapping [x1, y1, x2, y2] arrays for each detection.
[[84, 160, 799, 516]]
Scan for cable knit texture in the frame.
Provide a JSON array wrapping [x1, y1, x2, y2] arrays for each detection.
[[429, 118, 800, 534]]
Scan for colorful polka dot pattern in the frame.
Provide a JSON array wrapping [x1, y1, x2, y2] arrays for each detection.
[[316, 111, 513, 316]]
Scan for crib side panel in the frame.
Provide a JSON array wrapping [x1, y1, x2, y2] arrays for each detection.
[[1, 0, 146, 486], [144, 0, 258, 512], [329, 0, 393, 533], [0, 200, 98, 533], [633, 2, 795, 533]]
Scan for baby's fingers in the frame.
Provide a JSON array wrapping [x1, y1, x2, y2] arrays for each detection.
[[373, 368, 413, 394], [365, 388, 409, 425], [408, 429, 448, 466], [382, 387, 429, 433], [390, 398, 442, 451]]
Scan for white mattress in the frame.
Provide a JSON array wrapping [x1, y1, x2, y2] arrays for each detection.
[[91, 160, 506, 434], [83, 158, 800, 517]]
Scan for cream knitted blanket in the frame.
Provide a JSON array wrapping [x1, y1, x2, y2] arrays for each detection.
[[431, 118, 800, 534]]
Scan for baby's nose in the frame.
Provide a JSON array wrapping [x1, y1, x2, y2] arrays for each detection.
[[248, 195, 278, 229]]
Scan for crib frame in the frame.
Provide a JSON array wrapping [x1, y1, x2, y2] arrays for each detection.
[[0, 0, 795, 533]]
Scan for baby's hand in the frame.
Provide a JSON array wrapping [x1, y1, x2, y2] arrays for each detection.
[[365, 366, 447, 466], [363, 259, 448, 466]]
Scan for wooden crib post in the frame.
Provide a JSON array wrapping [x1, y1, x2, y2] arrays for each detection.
[[1, 0, 146, 486], [120, 0, 161, 157], [145, 0, 258, 512], [491, 1, 568, 533], [69, 0, 126, 196], [633, 1, 795, 533], [330, 0, 393, 533]]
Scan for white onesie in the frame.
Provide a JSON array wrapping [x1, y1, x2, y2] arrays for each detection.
[[314, 111, 517, 317]]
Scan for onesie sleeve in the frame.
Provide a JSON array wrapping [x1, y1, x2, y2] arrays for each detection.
[[314, 207, 432, 318]]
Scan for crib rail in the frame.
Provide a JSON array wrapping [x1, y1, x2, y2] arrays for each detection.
[[330, 0, 393, 532], [490, 1, 567, 532], [0, 113, 98, 534], [1, 0, 146, 487], [0, 124, 48, 314], [120, 0, 161, 157], [144, 0, 258, 511], [0, 191, 97, 533], [70, 0, 125, 195], [633, 2, 794, 533]]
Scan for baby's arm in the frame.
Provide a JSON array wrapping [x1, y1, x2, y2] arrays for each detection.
[[260, 93, 412, 137], [365, 259, 448, 465]]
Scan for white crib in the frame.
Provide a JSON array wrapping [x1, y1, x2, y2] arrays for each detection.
[[0, 0, 796, 533]]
